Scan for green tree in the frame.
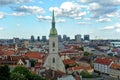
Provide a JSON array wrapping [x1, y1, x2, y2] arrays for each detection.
[[0, 65, 10, 80], [80, 47, 84, 51], [12, 66, 31, 79], [12, 66, 46, 80], [80, 70, 93, 78], [30, 59, 37, 67], [11, 72, 27, 80], [84, 52, 93, 56], [30, 73, 46, 80]]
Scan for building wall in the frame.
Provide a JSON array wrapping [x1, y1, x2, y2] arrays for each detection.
[[49, 36, 58, 54], [109, 68, 120, 78], [94, 63, 110, 74]]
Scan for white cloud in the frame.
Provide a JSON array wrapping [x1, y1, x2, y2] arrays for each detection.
[[37, 15, 51, 21], [56, 19, 66, 23], [88, 2, 117, 18], [9, 12, 25, 16], [115, 23, 120, 28], [0, 27, 4, 30], [106, 11, 119, 17], [78, 0, 88, 3], [37, 15, 66, 23], [0, 12, 5, 19], [12, 5, 45, 14], [97, 18, 111, 22], [88, 2, 101, 11], [77, 22, 91, 25], [102, 23, 120, 32], [78, 0, 120, 5], [49, 2, 86, 19], [84, 18, 92, 20], [78, 0, 120, 18], [0, 0, 33, 6], [116, 28, 120, 32], [102, 26, 115, 30]]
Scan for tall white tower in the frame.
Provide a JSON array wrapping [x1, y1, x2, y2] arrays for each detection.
[[44, 11, 65, 73]]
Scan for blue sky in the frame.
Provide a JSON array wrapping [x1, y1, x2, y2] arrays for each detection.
[[0, 0, 120, 39]]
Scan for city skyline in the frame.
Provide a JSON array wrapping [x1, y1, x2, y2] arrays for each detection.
[[0, 0, 120, 39]]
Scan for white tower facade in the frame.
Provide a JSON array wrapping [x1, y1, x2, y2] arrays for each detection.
[[44, 11, 65, 73]]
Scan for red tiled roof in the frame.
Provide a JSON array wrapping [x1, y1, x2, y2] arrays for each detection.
[[0, 56, 27, 65], [94, 58, 113, 65], [3, 50, 15, 56], [63, 59, 76, 65], [68, 65, 92, 71], [24, 52, 43, 59], [0, 46, 8, 50], [110, 63, 120, 69]]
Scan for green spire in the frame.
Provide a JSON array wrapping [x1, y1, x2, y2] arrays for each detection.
[[52, 10, 55, 24], [49, 10, 58, 36]]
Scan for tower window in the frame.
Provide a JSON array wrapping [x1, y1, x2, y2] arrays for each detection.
[[52, 42, 55, 47], [53, 58, 55, 63], [53, 49, 55, 51]]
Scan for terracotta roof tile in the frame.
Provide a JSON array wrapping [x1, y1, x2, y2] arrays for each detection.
[[110, 63, 120, 70], [63, 59, 76, 65], [94, 58, 113, 65], [24, 52, 43, 59], [3, 50, 15, 56], [68, 65, 92, 71]]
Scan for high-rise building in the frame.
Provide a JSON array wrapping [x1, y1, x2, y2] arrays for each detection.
[[75, 34, 82, 42], [42, 36, 47, 42], [44, 11, 65, 73], [30, 35, 35, 42], [66, 36, 70, 41], [63, 35, 67, 41], [13, 37, 20, 44], [84, 35, 90, 41], [58, 35, 62, 42], [37, 36, 40, 41]]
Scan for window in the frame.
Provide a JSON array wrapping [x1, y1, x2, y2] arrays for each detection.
[[53, 58, 55, 63], [52, 42, 55, 47], [53, 49, 55, 51]]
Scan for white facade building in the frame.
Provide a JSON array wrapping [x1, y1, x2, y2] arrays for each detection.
[[94, 58, 114, 74]]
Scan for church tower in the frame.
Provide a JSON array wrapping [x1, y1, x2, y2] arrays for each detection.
[[44, 11, 65, 73]]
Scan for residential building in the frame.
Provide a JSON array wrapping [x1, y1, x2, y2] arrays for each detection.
[[109, 63, 120, 79], [94, 58, 114, 74]]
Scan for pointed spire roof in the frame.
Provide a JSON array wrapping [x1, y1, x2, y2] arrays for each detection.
[[49, 10, 58, 36], [52, 10, 55, 24]]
